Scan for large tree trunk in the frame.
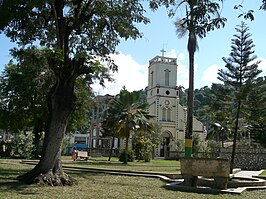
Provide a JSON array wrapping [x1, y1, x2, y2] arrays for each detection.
[[18, 77, 76, 185]]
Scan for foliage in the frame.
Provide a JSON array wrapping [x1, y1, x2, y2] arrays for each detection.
[[102, 88, 155, 153], [0, 140, 12, 157], [101, 97, 120, 138], [0, 0, 151, 184], [192, 133, 205, 155], [0, 47, 51, 158], [249, 123, 266, 148], [0, 47, 93, 134], [0, 47, 51, 133], [206, 140, 221, 153], [209, 83, 233, 128], [218, 22, 261, 170], [61, 138, 72, 156], [262, 0, 266, 10], [245, 77, 266, 147], [207, 84, 233, 146], [0, 47, 93, 158], [233, 0, 266, 20], [194, 86, 214, 122], [177, 85, 187, 106], [132, 122, 160, 162], [118, 149, 135, 163], [66, 77, 92, 133], [218, 23, 261, 88], [11, 133, 35, 159], [133, 134, 155, 162], [175, 139, 184, 152]]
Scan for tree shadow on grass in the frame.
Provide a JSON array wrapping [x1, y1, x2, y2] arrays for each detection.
[[0, 163, 37, 194], [0, 179, 41, 197]]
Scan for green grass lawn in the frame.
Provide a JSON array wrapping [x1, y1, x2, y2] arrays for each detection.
[[260, 170, 266, 176], [1, 159, 266, 199], [62, 156, 180, 173]]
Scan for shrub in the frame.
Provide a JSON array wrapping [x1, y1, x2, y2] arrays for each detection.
[[119, 149, 135, 163], [11, 133, 35, 159], [0, 141, 12, 157], [61, 138, 72, 156], [133, 135, 155, 162]]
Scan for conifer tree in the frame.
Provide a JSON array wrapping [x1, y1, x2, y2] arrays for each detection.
[[245, 77, 266, 147], [218, 22, 261, 172]]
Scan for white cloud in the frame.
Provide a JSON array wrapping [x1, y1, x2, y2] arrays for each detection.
[[201, 64, 222, 85], [92, 53, 148, 95], [166, 49, 177, 58], [166, 49, 186, 63], [197, 57, 266, 89], [177, 62, 189, 88], [91, 50, 194, 95], [258, 57, 266, 76], [167, 49, 189, 88], [177, 52, 186, 62]]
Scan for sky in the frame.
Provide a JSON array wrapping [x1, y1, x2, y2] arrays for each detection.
[[1, 0, 266, 96]]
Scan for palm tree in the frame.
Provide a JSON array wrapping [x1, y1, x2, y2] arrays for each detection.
[[116, 89, 154, 146], [174, 0, 226, 157], [102, 87, 154, 164], [116, 102, 154, 152], [101, 105, 119, 161]]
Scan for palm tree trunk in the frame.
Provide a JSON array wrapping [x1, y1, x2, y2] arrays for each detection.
[[185, 32, 196, 157], [123, 136, 129, 164], [108, 136, 115, 161], [125, 136, 129, 151]]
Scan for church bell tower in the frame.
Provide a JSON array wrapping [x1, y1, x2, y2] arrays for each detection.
[[146, 52, 180, 157]]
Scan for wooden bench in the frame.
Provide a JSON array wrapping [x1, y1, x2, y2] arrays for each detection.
[[180, 157, 230, 189], [77, 150, 88, 160]]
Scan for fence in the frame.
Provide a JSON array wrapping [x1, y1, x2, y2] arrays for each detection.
[[219, 148, 266, 170], [169, 148, 266, 170]]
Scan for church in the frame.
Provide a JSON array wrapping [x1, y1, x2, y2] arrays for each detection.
[[85, 53, 207, 159], [146, 54, 206, 159]]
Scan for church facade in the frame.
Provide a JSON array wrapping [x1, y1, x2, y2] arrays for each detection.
[[146, 55, 206, 158]]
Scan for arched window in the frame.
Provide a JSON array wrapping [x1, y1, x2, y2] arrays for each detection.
[[167, 108, 171, 121], [150, 71, 154, 87], [162, 107, 171, 121], [164, 69, 170, 86], [162, 108, 166, 121]]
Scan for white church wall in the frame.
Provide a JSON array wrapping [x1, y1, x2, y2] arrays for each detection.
[[147, 55, 206, 158]]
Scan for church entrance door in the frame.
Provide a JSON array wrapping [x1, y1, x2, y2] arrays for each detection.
[[160, 132, 171, 158]]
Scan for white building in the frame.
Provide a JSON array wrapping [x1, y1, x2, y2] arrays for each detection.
[[146, 55, 206, 158]]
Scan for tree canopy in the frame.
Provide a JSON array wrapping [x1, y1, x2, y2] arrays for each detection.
[[0, 0, 152, 185], [0, 47, 51, 133]]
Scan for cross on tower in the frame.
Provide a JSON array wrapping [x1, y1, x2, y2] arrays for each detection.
[[160, 48, 166, 57]]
